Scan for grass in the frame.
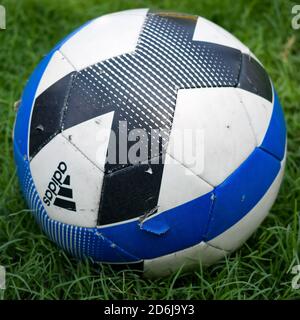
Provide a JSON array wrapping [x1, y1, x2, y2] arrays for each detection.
[[0, 0, 299, 300]]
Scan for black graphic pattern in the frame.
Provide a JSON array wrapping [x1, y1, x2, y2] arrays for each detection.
[[29, 11, 272, 225]]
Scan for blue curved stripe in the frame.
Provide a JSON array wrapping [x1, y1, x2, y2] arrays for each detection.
[[260, 89, 286, 161], [99, 193, 212, 259], [203, 86, 286, 241], [205, 148, 280, 240]]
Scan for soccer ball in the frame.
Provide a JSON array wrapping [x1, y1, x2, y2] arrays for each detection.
[[13, 9, 286, 277]]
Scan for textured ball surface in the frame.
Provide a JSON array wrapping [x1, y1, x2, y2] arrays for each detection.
[[13, 9, 286, 277]]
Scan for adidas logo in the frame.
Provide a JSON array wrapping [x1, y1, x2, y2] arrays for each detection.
[[43, 162, 76, 212]]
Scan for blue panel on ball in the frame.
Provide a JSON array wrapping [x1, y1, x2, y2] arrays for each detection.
[[98, 192, 213, 259], [205, 148, 281, 240], [260, 89, 286, 161]]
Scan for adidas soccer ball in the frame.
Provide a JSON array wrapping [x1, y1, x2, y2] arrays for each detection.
[[13, 9, 286, 277]]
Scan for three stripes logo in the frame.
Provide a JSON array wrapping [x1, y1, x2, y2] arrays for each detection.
[[43, 162, 76, 211], [53, 174, 76, 211]]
